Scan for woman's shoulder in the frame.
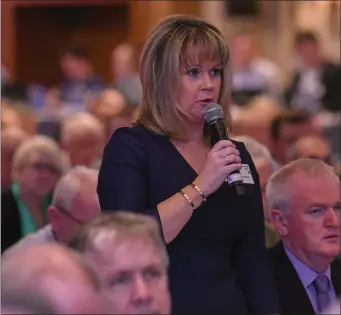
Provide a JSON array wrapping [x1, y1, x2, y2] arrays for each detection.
[[108, 124, 165, 148]]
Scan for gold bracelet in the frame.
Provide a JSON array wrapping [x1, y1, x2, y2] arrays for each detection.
[[179, 190, 195, 210], [190, 183, 207, 202]]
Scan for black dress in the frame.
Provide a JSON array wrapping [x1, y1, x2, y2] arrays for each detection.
[[98, 124, 279, 314]]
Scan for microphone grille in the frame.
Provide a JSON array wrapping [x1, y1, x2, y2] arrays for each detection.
[[203, 103, 224, 124]]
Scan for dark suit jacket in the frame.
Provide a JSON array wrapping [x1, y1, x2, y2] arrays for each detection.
[[1, 189, 21, 253], [98, 125, 279, 314], [284, 61, 341, 112], [268, 241, 341, 314]]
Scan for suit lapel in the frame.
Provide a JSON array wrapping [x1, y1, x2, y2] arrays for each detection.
[[331, 259, 341, 297], [272, 242, 316, 314]]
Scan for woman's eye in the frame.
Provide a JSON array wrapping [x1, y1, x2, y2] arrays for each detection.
[[210, 68, 222, 77], [187, 69, 200, 77]]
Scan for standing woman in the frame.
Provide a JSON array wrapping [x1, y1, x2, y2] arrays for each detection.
[[98, 14, 279, 314]]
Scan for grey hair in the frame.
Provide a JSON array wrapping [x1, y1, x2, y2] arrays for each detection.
[[69, 212, 169, 266], [1, 288, 58, 314], [234, 135, 276, 171], [61, 112, 105, 144], [52, 166, 99, 212], [1, 244, 102, 314], [266, 158, 340, 213], [12, 135, 70, 174]]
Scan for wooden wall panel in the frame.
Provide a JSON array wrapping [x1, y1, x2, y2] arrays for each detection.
[[1, 1, 16, 78], [128, 1, 174, 48], [15, 5, 128, 87]]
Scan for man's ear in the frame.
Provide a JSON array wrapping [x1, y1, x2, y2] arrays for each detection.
[[270, 209, 289, 237]]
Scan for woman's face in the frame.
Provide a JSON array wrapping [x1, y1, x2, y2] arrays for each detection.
[[18, 153, 61, 197], [176, 49, 223, 125]]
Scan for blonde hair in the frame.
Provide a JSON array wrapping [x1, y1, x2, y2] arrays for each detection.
[[69, 212, 169, 266], [12, 135, 70, 175], [266, 158, 339, 213], [137, 14, 231, 140]]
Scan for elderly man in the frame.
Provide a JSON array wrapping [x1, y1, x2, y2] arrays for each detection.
[[234, 135, 280, 247], [267, 158, 340, 314], [2, 166, 100, 257], [60, 112, 105, 168], [69, 212, 171, 314], [287, 135, 332, 165], [1, 244, 108, 314]]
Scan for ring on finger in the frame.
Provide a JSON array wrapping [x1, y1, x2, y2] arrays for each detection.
[[225, 156, 230, 163]]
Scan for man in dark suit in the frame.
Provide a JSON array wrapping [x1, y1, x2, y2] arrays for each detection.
[[284, 31, 341, 113], [266, 158, 340, 314]]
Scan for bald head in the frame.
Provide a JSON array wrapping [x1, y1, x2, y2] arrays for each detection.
[[288, 135, 332, 165], [1, 244, 107, 314]]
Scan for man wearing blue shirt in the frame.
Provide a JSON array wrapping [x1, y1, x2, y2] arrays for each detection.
[[266, 158, 340, 314]]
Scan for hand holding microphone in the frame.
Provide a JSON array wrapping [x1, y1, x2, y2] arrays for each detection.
[[194, 140, 242, 197], [195, 103, 246, 196]]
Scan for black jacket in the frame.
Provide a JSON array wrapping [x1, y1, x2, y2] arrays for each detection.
[[268, 241, 341, 314]]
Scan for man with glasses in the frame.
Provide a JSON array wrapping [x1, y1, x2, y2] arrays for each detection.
[[2, 166, 100, 258]]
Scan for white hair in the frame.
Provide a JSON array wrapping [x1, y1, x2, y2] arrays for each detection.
[[61, 112, 105, 144], [234, 135, 276, 171], [69, 212, 169, 267], [266, 158, 340, 213], [52, 166, 99, 213], [12, 135, 69, 174]]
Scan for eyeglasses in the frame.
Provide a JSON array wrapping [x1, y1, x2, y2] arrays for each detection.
[[55, 206, 85, 225], [28, 162, 60, 175]]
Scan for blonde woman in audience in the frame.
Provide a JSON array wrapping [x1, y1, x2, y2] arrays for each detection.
[[60, 112, 105, 168], [233, 135, 280, 247], [1, 135, 69, 253], [2, 166, 100, 258], [69, 212, 171, 315]]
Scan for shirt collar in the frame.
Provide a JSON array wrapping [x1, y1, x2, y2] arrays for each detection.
[[284, 246, 331, 288]]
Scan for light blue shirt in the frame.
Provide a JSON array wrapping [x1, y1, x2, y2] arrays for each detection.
[[284, 246, 338, 313]]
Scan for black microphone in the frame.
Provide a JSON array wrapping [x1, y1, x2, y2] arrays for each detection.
[[204, 103, 245, 196]]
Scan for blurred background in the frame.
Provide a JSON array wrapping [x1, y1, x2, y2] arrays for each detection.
[[1, 0, 341, 190]]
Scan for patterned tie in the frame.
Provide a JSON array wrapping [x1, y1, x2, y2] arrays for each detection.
[[313, 275, 331, 314]]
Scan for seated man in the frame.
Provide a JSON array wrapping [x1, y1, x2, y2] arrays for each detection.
[[266, 158, 340, 314], [2, 166, 100, 258], [1, 244, 109, 314], [233, 135, 280, 247], [69, 212, 171, 314]]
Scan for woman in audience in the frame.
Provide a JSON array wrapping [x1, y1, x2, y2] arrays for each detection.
[[1, 135, 69, 253], [98, 14, 279, 314]]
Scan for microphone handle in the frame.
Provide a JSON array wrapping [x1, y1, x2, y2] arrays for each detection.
[[208, 119, 245, 196]]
